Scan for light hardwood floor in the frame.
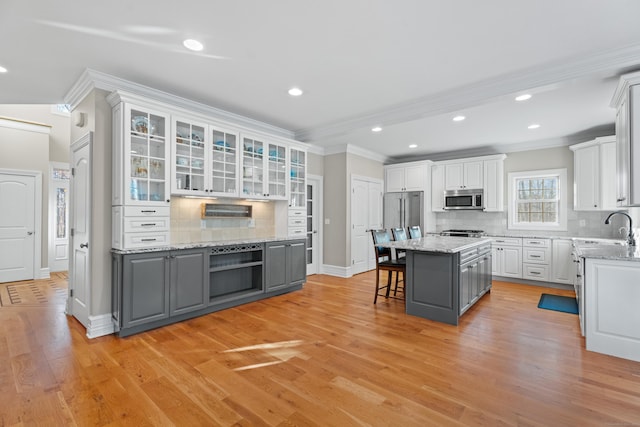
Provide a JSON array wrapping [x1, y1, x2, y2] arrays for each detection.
[[1, 271, 639, 426]]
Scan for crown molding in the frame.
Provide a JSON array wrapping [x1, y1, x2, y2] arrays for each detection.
[[65, 69, 296, 140], [295, 43, 640, 143], [323, 143, 388, 163], [610, 69, 640, 108]]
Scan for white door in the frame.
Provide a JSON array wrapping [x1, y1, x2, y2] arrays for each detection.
[[350, 176, 383, 275], [0, 172, 36, 282], [48, 162, 70, 272], [68, 133, 92, 328], [306, 175, 322, 275]]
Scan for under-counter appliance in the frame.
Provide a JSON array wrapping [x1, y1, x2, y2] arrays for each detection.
[[383, 191, 424, 230], [440, 229, 485, 238], [443, 189, 484, 210]]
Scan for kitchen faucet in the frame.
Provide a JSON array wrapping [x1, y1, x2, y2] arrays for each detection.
[[604, 211, 636, 246]]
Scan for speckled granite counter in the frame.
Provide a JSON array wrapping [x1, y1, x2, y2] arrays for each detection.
[[573, 242, 640, 262], [380, 236, 492, 253], [112, 236, 300, 254]]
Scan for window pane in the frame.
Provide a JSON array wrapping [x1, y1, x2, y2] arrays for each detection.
[[518, 202, 529, 213], [517, 180, 529, 191], [518, 190, 529, 200], [518, 212, 529, 222], [543, 202, 557, 213], [530, 212, 542, 222], [544, 178, 556, 190], [544, 189, 557, 199], [544, 212, 557, 223], [530, 202, 542, 213]]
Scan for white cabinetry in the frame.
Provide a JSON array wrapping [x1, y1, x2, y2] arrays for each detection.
[[522, 238, 550, 281], [490, 237, 522, 278], [431, 163, 445, 212], [551, 239, 574, 285], [240, 135, 287, 200], [171, 117, 208, 196], [445, 160, 483, 190], [288, 147, 307, 237], [109, 97, 171, 250], [483, 156, 505, 212], [585, 258, 640, 362], [209, 125, 240, 196], [611, 72, 640, 206], [385, 162, 426, 192], [569, 136, 616, 211]]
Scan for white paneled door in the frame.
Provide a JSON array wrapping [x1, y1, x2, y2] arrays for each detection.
[[69, 133, 92, 328], [0, 172, 36, 282], [350, 176, 383, 275]]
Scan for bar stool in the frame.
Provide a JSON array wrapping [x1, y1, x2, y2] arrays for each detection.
[[408, 225, 422, 239], [370, 229, 406, 304]]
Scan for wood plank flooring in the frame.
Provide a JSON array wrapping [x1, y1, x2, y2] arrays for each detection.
[[1, 272, 639, 426]]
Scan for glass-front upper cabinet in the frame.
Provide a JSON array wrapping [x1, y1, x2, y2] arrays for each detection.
[[126, 106, 170, 205], [267, 143, 287, 199], [210, 125, 239, 196], [241, 135, 288, 200], [171, 118, 207, 196], [289, 148, 306, 208]]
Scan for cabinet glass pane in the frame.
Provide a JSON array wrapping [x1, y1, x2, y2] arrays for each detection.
[[211, 129, 238, 195], [242, 138, 264, 196], [129, 108, 168, 203], [290, 148, 306, 207], [268, 143, 286, 197], [174, 120, 206, 192]]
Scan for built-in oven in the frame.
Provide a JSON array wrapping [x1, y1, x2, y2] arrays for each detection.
[[571, 244, 585, 336], [443, 189, 484, 210]]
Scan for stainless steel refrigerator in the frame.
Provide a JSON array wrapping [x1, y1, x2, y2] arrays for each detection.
[[383, 191, 424, 231]]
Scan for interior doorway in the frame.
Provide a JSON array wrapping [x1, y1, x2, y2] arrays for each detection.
[[0, 169, 42, 283], [306, 175, 323, 275], [48, 162, 70, 272], [350, 175, 383, 276]]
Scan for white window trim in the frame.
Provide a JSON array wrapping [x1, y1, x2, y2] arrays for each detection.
[[507, 168, 567, 231]]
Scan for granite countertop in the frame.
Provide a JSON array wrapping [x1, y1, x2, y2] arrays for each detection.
[[112, 236, 302, 254], [379, 236, 492, 254], [574, 242, 640, 262]]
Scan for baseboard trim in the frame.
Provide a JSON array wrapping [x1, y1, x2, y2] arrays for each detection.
[[322, 264, 351, 278], [86, 314, 116, 339], [38, 268, 50, 280]]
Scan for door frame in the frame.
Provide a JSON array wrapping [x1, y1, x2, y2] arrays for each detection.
[[307, 174, 323, 275], [0, 168, 43, 280], [67, 132, 92, 322]]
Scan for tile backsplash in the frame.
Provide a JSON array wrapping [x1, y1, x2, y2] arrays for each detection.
[[435, 209, 631, 239], [170, 197, 275, 244]]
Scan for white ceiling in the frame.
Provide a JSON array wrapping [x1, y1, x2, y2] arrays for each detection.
[[2, 0, 640, 161]]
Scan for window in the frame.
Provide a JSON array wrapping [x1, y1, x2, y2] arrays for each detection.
[[508, 169, 567, 231]]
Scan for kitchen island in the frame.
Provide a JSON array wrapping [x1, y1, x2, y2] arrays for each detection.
[[383, 236, 493, 325]]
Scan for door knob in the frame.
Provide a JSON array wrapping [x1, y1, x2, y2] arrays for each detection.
[[27, 231, 34, 235], [313, 230, 318, 234], [80, 242, 89, 249]]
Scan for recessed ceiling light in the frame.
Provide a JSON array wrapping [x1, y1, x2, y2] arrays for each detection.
[[183, 39, 203, 51], [0, 65, 7, 73], [515, 94, 532, 101], [371, 126, 382, 132], [452, 115, 465, 122], [528, 124, 540, 129], [409, 144, 418, 148], [288, 87, 303, 96]]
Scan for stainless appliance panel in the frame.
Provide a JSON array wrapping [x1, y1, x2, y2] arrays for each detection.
[[383, 191, 424, 231]]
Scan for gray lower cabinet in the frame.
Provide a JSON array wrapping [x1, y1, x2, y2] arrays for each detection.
[[113, 239, 306, 336], [266, 240, 306, 291], [406, 243, 492, 325], [459, 245, 492, 315], [113, 248, 208, 335]]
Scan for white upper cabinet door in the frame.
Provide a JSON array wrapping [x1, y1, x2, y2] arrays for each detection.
[[463, 161, 484, 189], [431, 164, 445, 212], [385, 164, 426, 192], [444, 161, 483, 190], [385, 167, 405, 192], [599, 140, 618, 210], [209, 125, 240, 197], [403, 165, 426, 191], [573, 144, 600, 210], [483, 158, 504, 212], [171, 117, 208, 197]]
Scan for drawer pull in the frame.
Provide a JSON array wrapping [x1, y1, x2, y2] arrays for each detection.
[[141, 210, 156, 213], [141, 238, 157, 242], [530, 271, 541, 275], [530, 255, 541, 258], [141, 223, 157, 227]]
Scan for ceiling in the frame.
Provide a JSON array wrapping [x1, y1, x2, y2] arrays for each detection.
[[3, 0, 640, 162]]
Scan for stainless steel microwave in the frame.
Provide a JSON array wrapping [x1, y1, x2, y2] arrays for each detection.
[[443, 189, 484, 210]]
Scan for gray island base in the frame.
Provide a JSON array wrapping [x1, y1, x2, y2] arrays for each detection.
[[383, 236, 492, 325]]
